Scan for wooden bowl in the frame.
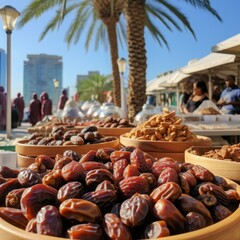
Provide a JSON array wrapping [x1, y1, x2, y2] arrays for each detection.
[[120, 135, 212, 162], [185, 146, 240, 182], [16, 138, 120, 168], [0, 177, 239, 240], [97, 127, 132, 137]]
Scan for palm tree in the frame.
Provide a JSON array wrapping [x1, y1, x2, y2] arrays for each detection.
[[17, 0, 126, 107], [124, 0, 221, 121], [77, 73, 112, 103]]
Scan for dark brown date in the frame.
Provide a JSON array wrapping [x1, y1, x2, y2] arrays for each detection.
[[196, 194, 217, 208], [189, 165, 215, 182], [79, 150, 97, 163], [61, 161, 84, 182], [153, 199, 186, 234], [36, 205, 63, 237], [35, 155, 55, 169], [0, 166, 19, 178], [85, 169, 115, 188], [113, 159, 129, 183], [198, 182, 230, 206], [150, 182, 182, 203], [68, 223, 102, 240], [82, 189, 116, 208], [110, 151, 131, 164], [157, 167, 179, 186], [42, 169, 65, 189], [53, 156, 73, 170], [103, 213, 132, 240], [176, 194, 213, 225], [59, 198, 102, 223], [57, 181, 84, 202], [144, 220, 170, 238], [5, 188, 26, 209], [130, 148, 149, 172], [28, 162, 46, 173], [96, 148, 116, 163], [0, 178, 21, 205], [17, 169, 42, 188], [95, 180, 115, 191], [21, 184, 58, 220], [212, 204, 232, 222], [63, 150, 81, 161], [186, 212, 208, 232], [25, 218, 37, 233], [119, 176, 150, 198], [120, 193, 149, 227], [151, 160, 180, 178], [0, 207, 28, 229]]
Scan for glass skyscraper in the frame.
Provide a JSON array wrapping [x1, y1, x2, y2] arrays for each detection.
[[0, 48, 6, 89], [23, 54, 63, 110]]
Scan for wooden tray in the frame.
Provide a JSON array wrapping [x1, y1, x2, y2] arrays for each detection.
[[98, 127, 132, 137], [16, 138, 120, 158], [120, 135, 212, 153], [0, 178, 239, 240], [185, 146, 240, 182]]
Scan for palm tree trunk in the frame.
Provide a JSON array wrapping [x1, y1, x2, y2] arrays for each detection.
[[125, 0, 147, 122], [106, 22, 121, 107]]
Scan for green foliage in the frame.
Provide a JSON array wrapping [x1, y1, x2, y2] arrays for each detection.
[[77, 74, 113, 103]]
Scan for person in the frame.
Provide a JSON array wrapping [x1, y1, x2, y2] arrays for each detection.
[[13, 93, 25, 126], [183, 80, 209, 113], [41, 92, 52, 118], [0, 86, 6, 130], [179, 84, 192, 113], [11, 102, 19, 129], [58, 89, 68, 110], [29, 93, 42, 126], [212, 85, 221, 103], [217, 75, 240, 114]]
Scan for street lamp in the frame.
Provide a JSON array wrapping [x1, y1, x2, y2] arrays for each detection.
[[0, 5, 20, 139], [53, 78, 59, 110], [117, 58, 127, 118]]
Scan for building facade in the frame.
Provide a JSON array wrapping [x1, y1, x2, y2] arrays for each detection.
[[0, 48, 6, 89], [23, 54, 63, 111]]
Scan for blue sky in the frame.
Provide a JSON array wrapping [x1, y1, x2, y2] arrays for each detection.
[[0, 0, 240, 99]]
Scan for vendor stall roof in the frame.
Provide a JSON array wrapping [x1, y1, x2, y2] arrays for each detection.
[[212, 34, 240, 55]]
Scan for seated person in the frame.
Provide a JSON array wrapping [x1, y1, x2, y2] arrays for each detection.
[[183, 80, 209, 113], [217, 75, 240, 114]]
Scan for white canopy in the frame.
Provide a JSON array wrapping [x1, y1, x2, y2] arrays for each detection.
[[182, 52, 240, 99], [182, 52, 238, 76], [146, 70, 190, 94], [212, 34, 240, 55]]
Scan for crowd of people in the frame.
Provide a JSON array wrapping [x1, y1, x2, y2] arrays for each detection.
[[0, 88, 69, 129], [179, 75, 240, 114]]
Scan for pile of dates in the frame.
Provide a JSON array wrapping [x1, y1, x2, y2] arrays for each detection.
[[0, 147, 239, 239], [24, 126, 116, 146], [90, 116, 135, 128]]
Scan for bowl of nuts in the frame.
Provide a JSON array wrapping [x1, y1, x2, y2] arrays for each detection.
[[185, 144, 240, 182], [120, 110, 212, 161], [0, 148, 239, 240], [16, 126, 119, 167]]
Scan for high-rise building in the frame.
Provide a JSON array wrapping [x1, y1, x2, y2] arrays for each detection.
[[23, 54, 63, 110], [0, 48, 6, 89]]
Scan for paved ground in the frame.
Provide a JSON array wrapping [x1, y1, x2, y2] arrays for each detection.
[[0, 122, 31, 147]]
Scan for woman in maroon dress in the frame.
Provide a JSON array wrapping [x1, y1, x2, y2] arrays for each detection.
[[41, 92, 52, 118], [13, 93, 25, 126], [58, 89, 68, 110], [29, 93, 41, 126]]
